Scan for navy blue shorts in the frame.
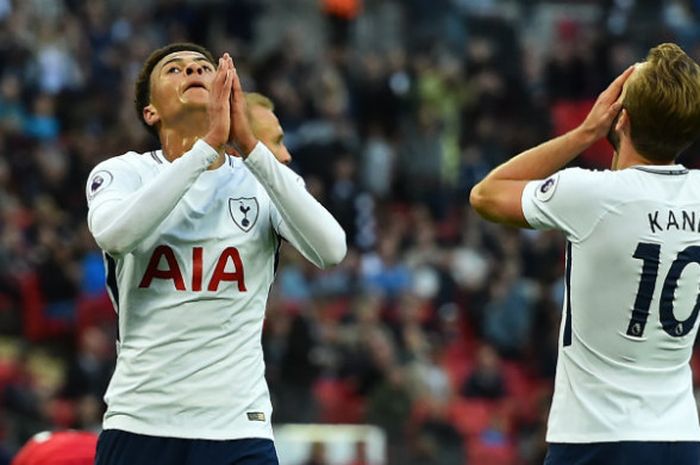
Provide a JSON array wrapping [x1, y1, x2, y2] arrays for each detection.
[[95, 429, 279, 465], [544, 441, 700, 465]]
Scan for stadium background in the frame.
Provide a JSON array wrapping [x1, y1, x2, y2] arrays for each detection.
[[1, 0, 700, 464]]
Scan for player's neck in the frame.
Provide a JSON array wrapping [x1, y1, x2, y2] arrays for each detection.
[[613, 143, 675, 170], [158, 121, 225, 169]]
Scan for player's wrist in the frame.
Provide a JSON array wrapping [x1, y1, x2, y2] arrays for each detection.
[[203, 132, 227, 152], [571, 125, 598, 149], [237, 137, 259, 159]]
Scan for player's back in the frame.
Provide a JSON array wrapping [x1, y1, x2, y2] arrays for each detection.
[[524, 165, 700, 442]]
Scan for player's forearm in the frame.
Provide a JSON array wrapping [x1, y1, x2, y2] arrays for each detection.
[[243, 143, 347, 268], [486, 127, 595, 182], [88, 140, 218, 256], [469, 127, 596, 227]]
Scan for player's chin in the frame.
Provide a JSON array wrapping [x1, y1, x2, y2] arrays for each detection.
[[179, 97, 209, 110]]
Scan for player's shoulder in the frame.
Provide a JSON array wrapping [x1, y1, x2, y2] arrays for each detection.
[[544, 167, 614, 186], [90, 149, 162, 174], [86, 150, 161, 201], [559, 166, 615, 181], [612, 164, 698, 193], [530, 167, 612, 202]]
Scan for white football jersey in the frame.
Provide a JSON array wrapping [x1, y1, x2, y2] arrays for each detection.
[[86, 141, 345, 440], [522, 165, 700, 443]]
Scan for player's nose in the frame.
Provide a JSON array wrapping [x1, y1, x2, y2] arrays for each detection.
[[185, 62, 204, 76], [279, 146, 292, 165]]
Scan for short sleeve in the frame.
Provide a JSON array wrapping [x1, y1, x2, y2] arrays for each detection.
[[521, 167, 611, 241]]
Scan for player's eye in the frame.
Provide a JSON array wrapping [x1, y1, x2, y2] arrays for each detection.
[[167, 67, 180, 74], [202, 65, 213, 72]]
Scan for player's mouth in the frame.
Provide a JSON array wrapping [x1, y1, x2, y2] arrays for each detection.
[[183, 80, 208, 94]]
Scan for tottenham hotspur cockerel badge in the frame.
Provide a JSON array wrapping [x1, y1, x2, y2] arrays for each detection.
[[229, 198, 259, 232]]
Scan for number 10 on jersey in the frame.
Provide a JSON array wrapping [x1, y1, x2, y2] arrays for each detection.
[[627, 243, 700, 338]]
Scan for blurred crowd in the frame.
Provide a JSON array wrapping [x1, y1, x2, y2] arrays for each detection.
[[2, 0, 700, 464]]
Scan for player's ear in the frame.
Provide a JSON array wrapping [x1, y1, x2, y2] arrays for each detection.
[[616, 108, 629, 133], [143, 104, 160, 128]]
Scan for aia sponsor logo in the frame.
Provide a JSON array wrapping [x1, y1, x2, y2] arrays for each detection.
[[139, 245, 246, 292]]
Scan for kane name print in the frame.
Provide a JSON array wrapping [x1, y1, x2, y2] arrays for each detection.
[[648, 209, 700, 233], [139, 245, 246, 291]]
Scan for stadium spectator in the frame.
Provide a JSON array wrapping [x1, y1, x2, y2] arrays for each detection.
[[460, 343, 506, 400], [302, 441, 330, 465]]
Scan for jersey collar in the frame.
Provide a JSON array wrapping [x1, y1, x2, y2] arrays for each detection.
[[631, 165, 688, 175], [151, 149, 236, 172]]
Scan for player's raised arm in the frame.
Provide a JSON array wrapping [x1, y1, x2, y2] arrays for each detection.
[[469, 65, 636, 227], [87, 55, 233, 257], [226, 56, 347, 268]]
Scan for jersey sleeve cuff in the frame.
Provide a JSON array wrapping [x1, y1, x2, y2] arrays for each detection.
[[521, 180, 547, 229], [242, 141, 272, 167], [191, 139, 220, 166]]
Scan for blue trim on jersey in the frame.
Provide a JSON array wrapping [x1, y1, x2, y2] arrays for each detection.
[[273, 234, 282, 275], [105, 253, 120, 340], [633, 166, 688, 175], [149, 151, 162, 164], [563, 241, 572, 347]]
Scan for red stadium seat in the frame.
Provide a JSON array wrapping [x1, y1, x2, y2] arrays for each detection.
[[551, 100, 613, 168], [468, 438, 517, 465], [75, 292, 115, 334], [19, 273, 72, 342], [313, 378, 365, 423], [441, 340, 474, 389], [448, 399, 495, 437]]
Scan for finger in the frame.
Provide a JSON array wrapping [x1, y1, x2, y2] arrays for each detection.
[[212, 57, 225, 95], [223, 69, 233, 100], [231, 64, 243, 98], [602, 65, 636, 101], [606, 102, 623, 121], [614, 64, 637, 86], [224, 69, 232, 90]]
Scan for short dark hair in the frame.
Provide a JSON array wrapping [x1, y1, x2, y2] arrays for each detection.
[[134, 42, 216, 139]]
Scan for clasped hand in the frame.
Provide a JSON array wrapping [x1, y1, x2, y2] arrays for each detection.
[[203, 53, 258, 156]]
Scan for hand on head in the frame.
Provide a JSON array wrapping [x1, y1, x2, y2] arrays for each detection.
[[578, 65, 636, 144]]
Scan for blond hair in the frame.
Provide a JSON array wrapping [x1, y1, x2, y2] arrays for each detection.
[[245, 92, 274, 111], [623, 43, 700, 161]]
